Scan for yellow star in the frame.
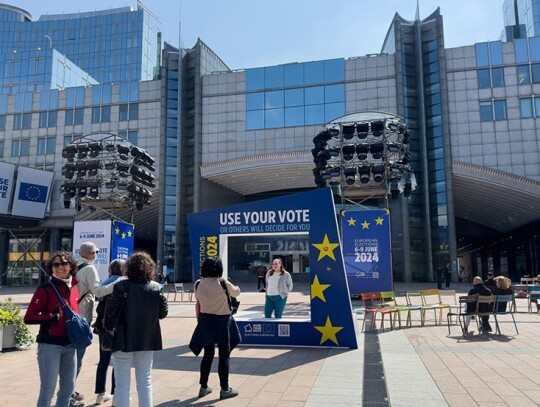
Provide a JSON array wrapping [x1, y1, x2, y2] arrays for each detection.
[[127, 230, 132, 237], [375, 217, 384, 225], [384, 208, 390, 215], [312, 234, 340, 261], [121, 232, 126, 239], [115, 227, 120, 234], [361, 220, 370, 229], [347, 217, 356, 226], [311, 275, 331, 302], [314, 316, 344, 345]]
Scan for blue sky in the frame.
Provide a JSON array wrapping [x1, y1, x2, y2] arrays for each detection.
[[13, 1, 504, 69]]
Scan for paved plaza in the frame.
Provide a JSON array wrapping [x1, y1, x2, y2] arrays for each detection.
[[1, 283, 539, 407]]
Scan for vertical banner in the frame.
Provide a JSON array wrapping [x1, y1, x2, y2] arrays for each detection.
[[0, 162, 16, 214], [73, 220, 112, 281], [341, 209, 393, 295], [11, 166, 54, 219], [188, 188, 358, 349], [110, 220, 134, 261]]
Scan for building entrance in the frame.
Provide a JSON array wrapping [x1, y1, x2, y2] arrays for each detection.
[[271, 251, 310, 273]]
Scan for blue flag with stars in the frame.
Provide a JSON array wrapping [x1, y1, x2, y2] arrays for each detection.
[[111, 220, 134, 261], [341, 209, 392, 295]]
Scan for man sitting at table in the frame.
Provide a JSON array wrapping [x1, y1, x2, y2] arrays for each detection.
[[463, 276, 493, 335]]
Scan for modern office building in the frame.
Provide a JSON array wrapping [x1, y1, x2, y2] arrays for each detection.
[[1, 2, 539, 286]]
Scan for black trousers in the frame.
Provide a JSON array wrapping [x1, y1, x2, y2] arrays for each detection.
[[200, 343, 230, 390], [257, 277, 266, 290]]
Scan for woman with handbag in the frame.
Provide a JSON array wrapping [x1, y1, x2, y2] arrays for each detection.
[[93, 259, 126, 405], [190, 257, 241, 400], [105, 252, 168, 407], [264, 258, 293, 318], [24, 251, 81, 407]]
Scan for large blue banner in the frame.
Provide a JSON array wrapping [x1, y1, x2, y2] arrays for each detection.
[[110, 220, 134, 261], [341, 209, 393, 295], [188, 188, 357, 349]]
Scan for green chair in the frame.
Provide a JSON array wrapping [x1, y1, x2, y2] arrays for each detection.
[[493, 294, 518, 335]]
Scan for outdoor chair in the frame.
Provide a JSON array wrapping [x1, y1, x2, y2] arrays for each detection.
[[492, 294, 518, 335], [360, 292, 398, 332], [446, 294, 478, 337], [420, 289, 451, 325], [527, 286, 540, 313], [167, 283, 193, 302], [520, 277, 536, 285], [440, 289, 461, 323], [475, 295, 496, 333], [405, 291, 428, 326], [380, 291, 404, 328]]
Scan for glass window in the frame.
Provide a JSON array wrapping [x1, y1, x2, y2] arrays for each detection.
[[39, 112, 48, 128], [284, 64, 303, 86], [13, 114, 22, 130], [246, 110, 264, 130], [246, 67, 265, 91], [129, 82, 139, 102], [535, 98, 540, 117], [324, 59, 345, 82], [0, 115, 5, 131], [515, 39, 529, 63], [64, 135, 73, 147], [265, 108, 284, 128], [304, 61, 324, 85], [305, 86, 324, 105], [92, 86, 102, 104], [246, 93, 264, 110], [101, 106, 110, 122], [119, 104, 128, 121], [530, 37, 540, 62], [0, 140, 3, 158], [91, 107, 101, 123], [14, 93, 24, 113], [74, 108, 84, 125], [475, 42, 489, 67], [120, 82, 129, 102], [65, 110, 74, 126], [284, 89, 303, 107], [127, 130, 138, 145], [48, 111, 57, 127], [479, 101, 493, 121], [284, 106, 304, 127], [102, 84, 112, 103], [305, 104, 325, 125], [265, 91, 284, 109], [264, 66, 284, 88], [494, 99, 507, 120], [22, 113, 31, 129], [325, 84, 345, 103], [37, 137, 46, 155], [66, 88, 76, 108], [128, 103, 138, 120], [20, 139, 29, 156], [11, 140, 20, 156], [325, 102, 345, 122], [491, 67, 504, 87], [517, 65, 530, 84], [0, 94, 7, 113], [489, 41, 503, 65], [532, 63, 540, 83], [520, 98, 533, 118]]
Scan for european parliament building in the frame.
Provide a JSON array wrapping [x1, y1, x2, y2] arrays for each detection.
[[0, 1, 539, 286]]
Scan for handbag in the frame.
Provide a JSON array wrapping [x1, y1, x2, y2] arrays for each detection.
[[101, 291, 128, 352], [49, 282, 93, 349], [219, 279, 240, 315]]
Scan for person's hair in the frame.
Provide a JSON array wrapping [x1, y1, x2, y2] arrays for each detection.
[[495, 276, 511, 290], [46, 251, 77, 276], [201, 257, 223, 278], [473, 276, 483, 285], [108, 259, 126, 277], [269, 258, 285, 276], [125, 251, 156, 283]]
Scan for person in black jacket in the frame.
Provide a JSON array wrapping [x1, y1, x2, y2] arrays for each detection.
[[463, 276, 493, 335], [484, 271, 496, 290], [105, 252, 168, 407]]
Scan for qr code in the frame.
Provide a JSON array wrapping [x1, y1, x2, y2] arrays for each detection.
[[278, 324, 290, 337]]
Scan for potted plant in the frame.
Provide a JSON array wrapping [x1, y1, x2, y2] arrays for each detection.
[[0, 298, 34, 350]]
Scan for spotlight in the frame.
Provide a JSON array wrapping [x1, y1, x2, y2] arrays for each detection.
[[77, 187, 87, 198], [62, 144, 78, 161], [390, 181, 400, 199], [356, 123, 369, 139], [77, 143, 89, 159], [370, 143, 384, 159], [358, 165, 371, 184], [343, 167, 356, 185], [329, 167, 341, 178], [372, 165, 385, 183], [342, 144, 356, 161], [387, 121, 399, 132], [136, 201, 144, 211], [342, 124, 355, 140], [105, 144, 116, 152], [401, 151, 411, 164], [371, 121, 384, 137], [328, 128, 340, 138], [356, 144, 369, 160], [88, 141, 103, 158], [402, 130, 410, 144], [63, 198, 71, 209]]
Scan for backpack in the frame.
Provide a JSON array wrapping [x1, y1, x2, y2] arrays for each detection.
[[49, 282, 93, 349]]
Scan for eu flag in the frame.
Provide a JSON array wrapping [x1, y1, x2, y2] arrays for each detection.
[[18, 182, 48, 203]]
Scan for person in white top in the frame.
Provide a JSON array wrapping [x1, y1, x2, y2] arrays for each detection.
[[264, 258, 293, 318]]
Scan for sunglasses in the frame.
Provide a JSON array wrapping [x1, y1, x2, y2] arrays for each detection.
[[52, 261, 69, 268]]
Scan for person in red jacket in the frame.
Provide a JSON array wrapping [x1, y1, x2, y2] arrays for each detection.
[[24, 251, 83, 407]]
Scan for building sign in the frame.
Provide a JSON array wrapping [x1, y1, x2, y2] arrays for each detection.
[[341, 209, 393, 295], [110, 220, 135, 261], [11, 166, 54, 219], [0, 162, 15, 215], [188, 188, 357, 349], [73, 220, 112, 281]]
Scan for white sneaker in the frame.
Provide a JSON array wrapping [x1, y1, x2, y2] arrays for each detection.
[[96, 393, 112, 405], [111, 395, 115, 407]]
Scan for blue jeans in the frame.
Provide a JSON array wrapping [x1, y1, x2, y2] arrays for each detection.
[[95, 335, 115, 394], [265, 295, 287, 318], [36, 343, 76, 407], [112, 350, 154, 407]]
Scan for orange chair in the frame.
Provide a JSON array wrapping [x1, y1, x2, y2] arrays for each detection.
[[360, 292, 399, 332]]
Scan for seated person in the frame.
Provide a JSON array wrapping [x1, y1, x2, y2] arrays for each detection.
[[530, 275, 540, 312], [484, 271, 496, 290], [463, 276, 493, 335], [493, 276, 513, 312]]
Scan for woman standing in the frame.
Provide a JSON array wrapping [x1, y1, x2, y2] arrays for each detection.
[[24, 251, 81, 407], [105, 252, 168, 407], [264, 258, 293, 318], [94, 259, 125, 405], [190, 257, 241, 400]]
